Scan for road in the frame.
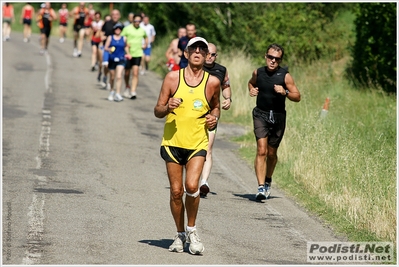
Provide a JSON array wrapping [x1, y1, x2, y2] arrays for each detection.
[[2, 33, 344, 265]]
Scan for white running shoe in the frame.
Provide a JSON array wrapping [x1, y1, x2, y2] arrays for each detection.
[[255, 185, 266, 201], [130, 91, 137, 99], [108, 91, 115, 101], [264, 183, 271, 199], [106, 83, 111, 91], [59, 38, 64, 43], [114, 93, 123, 102], [186, 229, 204, 255], [123, 88, 131, 98], [23, 38, 28, 43], [169, 233, 186, 253], [73, 48, 78, 57]]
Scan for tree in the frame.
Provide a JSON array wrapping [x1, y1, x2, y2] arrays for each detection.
[[349, 3, 397, 93]]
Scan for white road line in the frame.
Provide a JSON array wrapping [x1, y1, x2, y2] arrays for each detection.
[[22, 50, 52, 265]]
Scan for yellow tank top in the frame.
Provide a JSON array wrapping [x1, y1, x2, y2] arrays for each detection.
[[161, 69, 211, 150]]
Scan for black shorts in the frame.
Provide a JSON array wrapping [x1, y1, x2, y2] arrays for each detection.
[[108, 58, 126, 70], [91, 40, 100, 47], [125, 57, 142, 69], [252, 107, 286, 148], [23, 18, 31, 25], [60, 22, 67, 27], [40, 28, 51, 38], [160, 146, 207, 165], [73, 24, 84, 32]]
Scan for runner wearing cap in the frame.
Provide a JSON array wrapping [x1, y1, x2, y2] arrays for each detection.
[[104, 23, 128, 102], [154, 36, 221, 255]]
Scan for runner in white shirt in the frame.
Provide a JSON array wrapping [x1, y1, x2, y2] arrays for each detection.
[[139, 15, 156, 75], [91, 11, 104, 81]]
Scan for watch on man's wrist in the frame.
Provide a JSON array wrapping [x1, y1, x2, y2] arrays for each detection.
[[285, 90, 289, 96]]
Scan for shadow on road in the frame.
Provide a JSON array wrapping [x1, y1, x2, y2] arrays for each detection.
[[138, 239, 172, 250], [233, 193, 281, 203]]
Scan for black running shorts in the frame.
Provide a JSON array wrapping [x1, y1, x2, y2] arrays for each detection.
[[125, 57, 142, 69], [252, 107, 286, 148], [160, 146, 207, 165]]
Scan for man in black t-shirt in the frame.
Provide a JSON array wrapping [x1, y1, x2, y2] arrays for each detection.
[[200, 43, 232, 198], [100, 9, 121, 89]]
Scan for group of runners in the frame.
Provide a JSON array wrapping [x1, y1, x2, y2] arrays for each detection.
[[3, 3, 157, 102]]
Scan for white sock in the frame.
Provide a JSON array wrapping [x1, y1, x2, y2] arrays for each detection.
[[186, 225, 196, 232]]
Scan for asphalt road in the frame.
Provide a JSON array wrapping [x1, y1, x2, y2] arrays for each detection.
[[2, 33, 345, 265]]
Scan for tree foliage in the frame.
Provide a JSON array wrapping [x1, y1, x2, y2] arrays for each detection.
[[348, 3, 397, 93], [114, 2, 351, 65]]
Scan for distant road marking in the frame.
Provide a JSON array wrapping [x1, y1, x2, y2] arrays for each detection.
[[22, 51, 52, 265]]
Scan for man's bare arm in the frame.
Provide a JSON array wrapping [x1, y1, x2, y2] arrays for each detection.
[[248, 69, 259, 97], [284, 73, 301, 102]]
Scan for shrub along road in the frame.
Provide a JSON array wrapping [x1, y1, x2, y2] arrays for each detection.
[[2, 33, 345, 265]]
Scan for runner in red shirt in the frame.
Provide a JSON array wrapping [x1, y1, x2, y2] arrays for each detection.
[[58, 3, 68, 43], [2, 2, 14, 41], [84, 3, 95, 42], [20, 3, 34, 42]]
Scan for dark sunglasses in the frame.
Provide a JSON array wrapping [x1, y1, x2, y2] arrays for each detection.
[[133, 20, 141, 23], [210, 53, 217, 57], [187, 46, 208, 53], [266, 54, 282, 61]]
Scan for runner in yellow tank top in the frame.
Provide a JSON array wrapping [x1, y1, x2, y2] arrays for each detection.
[[154, 37, 220, 255]]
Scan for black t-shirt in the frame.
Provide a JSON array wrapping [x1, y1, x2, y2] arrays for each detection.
[[101, 20, 119, 45], [203, 62, 226, 85], [256, 66, 288, 112]]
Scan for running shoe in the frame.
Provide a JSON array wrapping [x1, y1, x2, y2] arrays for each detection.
[[73, 48, 78, 57], [106, 83, 111, 91], [114, 93, 123, 102], [101, 76, 107, 88], [186, 229, 204, 255], [108, 91, 115, 101], [264, 183, 271, 199], [91, 66, 95, 72], [169, 233, 186, 253], [255, 185, 266, 201], [123, 88, 131, 98], [78, 51, 82, 57], [200, 183, 210, 197], [130, 91, 137, 100], [59, 38, 64, 43]]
